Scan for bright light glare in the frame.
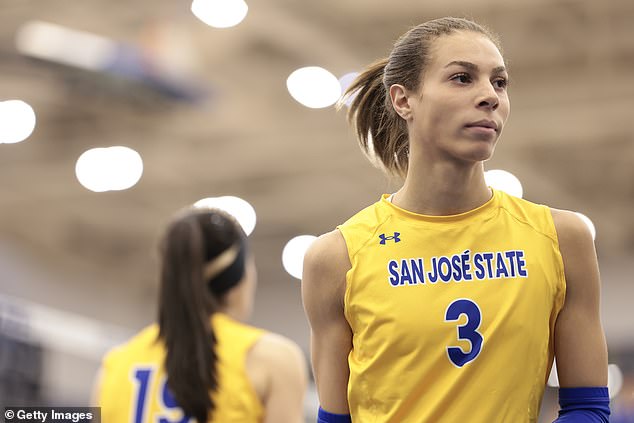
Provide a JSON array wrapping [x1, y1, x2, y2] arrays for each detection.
[[608, 364, 623, 399], [107, 147, 144, 190], [338, 72, 359, 107], [75, 146, 143, 192], [16, 20, 116, 70], [282, 235, 317, 280], [575, 212, 596, 241], [191, 0, 248, 28], [287, 67, 342, 109], [0, 100, 36, 144], [484, 169, 523, 198], [547, 361, 559, 387], [194, 196, 256, 236]]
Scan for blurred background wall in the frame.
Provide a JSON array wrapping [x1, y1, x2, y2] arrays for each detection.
[[1, 0, 633, 421]]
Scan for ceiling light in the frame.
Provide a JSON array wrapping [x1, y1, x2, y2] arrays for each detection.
[[338, 72, 360, 108], [287, 66, 342, 109], [484, 169, 523, 198], [0, 100, 36, 144], [193, 196, 256, 236], [282, 235, 317, 280], [75, 146, 143, 192], [191, 0, 248, 28]]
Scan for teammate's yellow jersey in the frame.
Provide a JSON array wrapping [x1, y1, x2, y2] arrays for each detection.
[[338, 188, 566, 423], [96, 313, 265, 423]]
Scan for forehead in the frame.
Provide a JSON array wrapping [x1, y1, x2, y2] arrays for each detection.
[[427, 31, 506, 72]]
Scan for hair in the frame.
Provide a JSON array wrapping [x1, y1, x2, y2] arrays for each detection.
[[340, 17, 503, 178], [157, 207, 247, 422]]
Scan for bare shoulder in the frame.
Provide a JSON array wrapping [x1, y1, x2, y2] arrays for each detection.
[[303, 229, 350, 284], [550, 207, 600, 295], [251, 332, 306, 365], [302, 229, 351, 314], [246, 332, 307, 399], [550, 208, 594, 245]]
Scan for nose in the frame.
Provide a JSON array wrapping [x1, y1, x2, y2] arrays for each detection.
[[476, 82, 499, 111]]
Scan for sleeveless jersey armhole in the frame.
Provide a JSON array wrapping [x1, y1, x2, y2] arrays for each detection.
[[547, 207, 568, 317], [337, 209, 393, 331]]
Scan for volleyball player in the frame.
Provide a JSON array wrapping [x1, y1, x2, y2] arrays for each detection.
[[96, 207, 307, 422], [302, 17, 610, 423]]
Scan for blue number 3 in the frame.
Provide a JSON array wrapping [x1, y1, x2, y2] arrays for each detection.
[[444, 298, 483, 367]]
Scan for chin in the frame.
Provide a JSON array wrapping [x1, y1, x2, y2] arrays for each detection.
[[451, 134, 497, 160], [473, 138, 499, 160], [476, 147, 496, 161], [456, 145, 496, 163]]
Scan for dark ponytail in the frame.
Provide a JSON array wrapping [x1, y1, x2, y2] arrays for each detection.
[[158, 208, 245, 422], [340, 17, 503, 179], [341, 58, 409, 178]]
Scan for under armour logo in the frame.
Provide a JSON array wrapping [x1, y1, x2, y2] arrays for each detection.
[[379, 232, 401, 244]]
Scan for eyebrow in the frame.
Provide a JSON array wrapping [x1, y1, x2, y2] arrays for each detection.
[[444, 60, 507, 75]]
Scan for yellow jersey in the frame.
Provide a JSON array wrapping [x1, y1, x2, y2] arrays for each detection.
[[337, 189, 566, 423], [96, 313, 265, 423]]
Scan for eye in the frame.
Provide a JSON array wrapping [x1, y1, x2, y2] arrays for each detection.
[[493, 77, 509, 90], [450, 73, 472, 84]]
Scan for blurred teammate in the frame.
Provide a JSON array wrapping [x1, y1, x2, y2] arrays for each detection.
[[95, 207, 306, 422], [302, 17, 610, 423]]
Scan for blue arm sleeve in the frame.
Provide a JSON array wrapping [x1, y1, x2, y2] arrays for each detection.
[[317, 407, 352, 423], [553, 387, 610, 422]]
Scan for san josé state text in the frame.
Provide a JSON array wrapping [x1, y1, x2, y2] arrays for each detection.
[[387, 249, 528, 286]]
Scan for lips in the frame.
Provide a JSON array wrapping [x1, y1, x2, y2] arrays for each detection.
[[466, 120, 498, 132]]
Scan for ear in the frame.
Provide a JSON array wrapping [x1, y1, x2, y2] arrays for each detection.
[[389, 84, 412, 120]]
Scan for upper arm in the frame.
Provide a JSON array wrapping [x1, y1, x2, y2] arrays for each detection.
[[551, 208, 608, 387], [248, 333, 308, 423], [301, 230, 352, 413]]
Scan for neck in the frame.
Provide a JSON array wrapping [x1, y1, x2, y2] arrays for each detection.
[[394, 160, 491, 215], [215, 282, 251, 322], [216, 302, 245, 322]]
